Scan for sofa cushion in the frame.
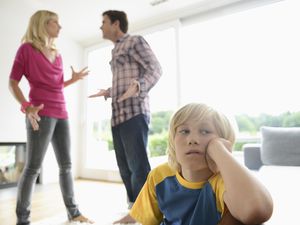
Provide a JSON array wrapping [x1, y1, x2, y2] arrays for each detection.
[[261, 126, 300, 166]]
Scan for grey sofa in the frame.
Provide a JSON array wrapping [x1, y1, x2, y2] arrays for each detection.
[[243, 126, 300, 225], [243, 126, 300, 170]]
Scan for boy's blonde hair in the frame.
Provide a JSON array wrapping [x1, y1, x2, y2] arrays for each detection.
[[167, 103, 236, 172], [22, 10, 58, 51]]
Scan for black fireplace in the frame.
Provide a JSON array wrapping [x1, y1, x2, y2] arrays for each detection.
[[0, 142, 26, 189]]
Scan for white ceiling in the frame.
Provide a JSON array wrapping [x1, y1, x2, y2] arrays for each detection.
[[1, 0, 278, 47]]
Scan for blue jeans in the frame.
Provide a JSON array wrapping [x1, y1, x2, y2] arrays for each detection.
[[112, 114, 151, 203], [16, 116, 81, 225]]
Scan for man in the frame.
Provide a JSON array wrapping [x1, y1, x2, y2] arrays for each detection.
[[89, 10, 162, 207]]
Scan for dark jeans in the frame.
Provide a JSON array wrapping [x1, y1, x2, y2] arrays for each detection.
[[112, 114, 151, 203], [16, 116, 81, 225]]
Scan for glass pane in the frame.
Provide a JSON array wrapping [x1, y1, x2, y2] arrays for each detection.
[[144, 27, 178, 160], [144, 27, 178, 112], [85, 45, 117, 170], [180, 1, 300, 141]]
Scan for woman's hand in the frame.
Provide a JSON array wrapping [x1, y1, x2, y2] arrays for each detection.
[[26, 104, 44, 131], [205, 138, 233, 174], [71, 66, 89, 82], [64, 66, 89, 87]]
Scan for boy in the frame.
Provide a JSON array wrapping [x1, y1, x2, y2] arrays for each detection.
[[114, 103, 273, 225]]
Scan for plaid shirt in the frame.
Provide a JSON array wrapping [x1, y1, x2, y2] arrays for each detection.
[[109, 34, 162, 127]]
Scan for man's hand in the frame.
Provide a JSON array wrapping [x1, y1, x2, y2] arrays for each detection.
[[88, 89, 109, 99], [26, 104, 44, 131], [117, 80, 140, 102]]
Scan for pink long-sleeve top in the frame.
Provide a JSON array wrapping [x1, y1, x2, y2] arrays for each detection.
[[10, 43, 68, 119]]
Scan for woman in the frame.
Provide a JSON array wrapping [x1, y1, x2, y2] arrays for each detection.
[[9, 10, 93, 225]]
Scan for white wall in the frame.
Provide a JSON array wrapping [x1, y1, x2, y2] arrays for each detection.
[[0, 1, 85, 182]]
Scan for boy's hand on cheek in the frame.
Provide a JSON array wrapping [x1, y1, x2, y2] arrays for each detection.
[[205, 138, 232, 173]]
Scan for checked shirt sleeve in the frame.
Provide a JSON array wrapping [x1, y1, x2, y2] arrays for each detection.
[[129, 36, 162, 99]]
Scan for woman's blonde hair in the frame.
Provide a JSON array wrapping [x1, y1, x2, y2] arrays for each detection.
[[22, 10, 58, 51], [167, 103, 236, 172]]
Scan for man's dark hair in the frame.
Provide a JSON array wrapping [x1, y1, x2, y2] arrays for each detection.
[[102, 10, 128, 33]]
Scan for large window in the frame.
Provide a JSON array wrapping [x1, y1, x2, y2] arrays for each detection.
[[180, 0, 299, 116], [180, 0, 300, 141]]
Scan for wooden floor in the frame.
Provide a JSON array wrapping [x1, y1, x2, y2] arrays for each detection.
[[0, 179, 129, 225]]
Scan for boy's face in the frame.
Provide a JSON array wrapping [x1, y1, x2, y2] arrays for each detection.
[[174, 118, 218, 172]]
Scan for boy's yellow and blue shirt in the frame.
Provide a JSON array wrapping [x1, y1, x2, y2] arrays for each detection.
[[130, 162, 225, 225]]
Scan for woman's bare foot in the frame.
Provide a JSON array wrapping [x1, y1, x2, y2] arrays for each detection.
[[72, 215, 94, 224]]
